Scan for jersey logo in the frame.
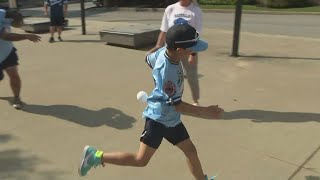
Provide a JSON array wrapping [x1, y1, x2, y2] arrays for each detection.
[[177, 69, 183, 87], [174, 18, 189, 25], [163, 81, 176, 97]]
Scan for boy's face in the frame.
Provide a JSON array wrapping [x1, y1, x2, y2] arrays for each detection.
[[177, 48, 193, 59]]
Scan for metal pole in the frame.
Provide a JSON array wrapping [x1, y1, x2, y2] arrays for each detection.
[[80, 0, 86, 35], [231, 0, 243, 57]]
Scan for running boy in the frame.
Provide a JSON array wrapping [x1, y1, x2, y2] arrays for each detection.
[[78, 24, 224, 180]]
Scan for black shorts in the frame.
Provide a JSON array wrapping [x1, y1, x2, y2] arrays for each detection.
[[0, 48, 19, 81], [140, 118, 190, 149], [50, 16, 64, 26]]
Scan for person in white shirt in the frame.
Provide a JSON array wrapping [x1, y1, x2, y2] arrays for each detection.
[[148, 0, 203, 106]]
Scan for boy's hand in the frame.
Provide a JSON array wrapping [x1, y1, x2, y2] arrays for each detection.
[[44, 11, 48, 16], [204, 105, 224, 119], [25, 34, 41, 42]]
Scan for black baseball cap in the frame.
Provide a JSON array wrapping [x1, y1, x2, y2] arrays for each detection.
[[166, 23, 208, 52]]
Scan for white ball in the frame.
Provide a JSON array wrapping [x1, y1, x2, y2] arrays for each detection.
[[137, 91, 148, 103]]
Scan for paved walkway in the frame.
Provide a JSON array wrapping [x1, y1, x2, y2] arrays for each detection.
[[0, 18, 320, 180]]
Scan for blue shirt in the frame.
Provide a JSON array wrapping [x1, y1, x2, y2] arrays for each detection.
[[45, 0, 68, 17], [0, 9, 14, 63], [143, 47, 184, 127]]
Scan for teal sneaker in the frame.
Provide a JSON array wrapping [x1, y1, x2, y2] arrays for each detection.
[[78, 145, 104, 176], [205, 174, 217, 180]]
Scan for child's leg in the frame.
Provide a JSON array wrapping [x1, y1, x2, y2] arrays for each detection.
[[50, 26, 55, 37], [176, 138, 206, 180], [181, 55, 200, 104], [79, 142, 156, 176], [102, 142, 156, 167], [5, 65, 21, 98], [79, 119, 164, 176]]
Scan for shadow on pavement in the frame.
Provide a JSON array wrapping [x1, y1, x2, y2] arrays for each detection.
[[0, 97, 136, 129], [224, 110, 320, 123], [62, 39, 104, 43], [0, 134, 13, 143], [306, 176, 320, 180], [22, 104, 136, 129], [0, 134, 65, 180], [240, 55, 320, 61]]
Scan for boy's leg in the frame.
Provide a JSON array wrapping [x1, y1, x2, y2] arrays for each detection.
[[79, 142, 157, 176], [57, 17, 64, 41], [49, 26, 55, 42], [5, 65, 21, 98], [5, 65, 23, 109], [102, 142, 156, 167], [57, 26, 63, 40], [49, 16, 56, 42], [177, 138, 206, 180], [181, 54, 200, 105], [50, 26, 55, 37], [79, 119, 163, 176], [3, 48, 22, 109], [102, 119, 162, 166], [165, 123, 206, 180]]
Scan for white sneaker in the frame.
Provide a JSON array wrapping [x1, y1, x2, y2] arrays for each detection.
[[12, 97, 23, 110]]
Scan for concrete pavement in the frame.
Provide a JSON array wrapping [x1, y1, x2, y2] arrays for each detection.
[[19, 3, 320, 38], [0, 18, 320, 180]]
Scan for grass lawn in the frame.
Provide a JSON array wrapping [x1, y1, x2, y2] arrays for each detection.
[[200, 4, 320, 12]]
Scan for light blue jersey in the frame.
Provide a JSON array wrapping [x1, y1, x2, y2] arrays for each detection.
[[143, 47, 184, 127], [0, 9, 14, 63]]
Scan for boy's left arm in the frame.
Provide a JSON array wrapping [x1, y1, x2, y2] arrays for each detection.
[[174, 101, 224, 119]]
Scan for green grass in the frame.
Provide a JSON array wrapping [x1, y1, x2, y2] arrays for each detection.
[[200, 4, 320, 12]]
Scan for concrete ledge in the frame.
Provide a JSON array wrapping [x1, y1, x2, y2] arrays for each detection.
[[99, 24, 160, 49], [22, 18, 69, 33]]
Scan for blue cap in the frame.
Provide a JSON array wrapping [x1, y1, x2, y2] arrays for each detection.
[[166, 23, 208, 52]]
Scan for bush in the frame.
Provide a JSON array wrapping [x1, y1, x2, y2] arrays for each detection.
[[261, 0, 311, 7]]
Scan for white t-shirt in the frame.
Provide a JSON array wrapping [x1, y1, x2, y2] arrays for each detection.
[[160, 2, 202, 33]]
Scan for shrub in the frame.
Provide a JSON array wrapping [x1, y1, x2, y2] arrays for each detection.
[[199, 0, 257, 5], [261, 0, 311, 7]]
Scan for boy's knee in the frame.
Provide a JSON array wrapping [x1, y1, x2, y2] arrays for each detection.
[[8, 73, 20, 81], [135, 157, 149, 167], [184, 144, 198, 155]]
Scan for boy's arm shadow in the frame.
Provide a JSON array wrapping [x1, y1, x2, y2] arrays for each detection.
[[223, 110, 320, 123], [21, 104, 136, 129]]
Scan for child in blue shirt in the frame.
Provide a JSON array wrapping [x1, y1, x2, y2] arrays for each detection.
[[78, 24, 224, 180], [0, 9, 41, 109]]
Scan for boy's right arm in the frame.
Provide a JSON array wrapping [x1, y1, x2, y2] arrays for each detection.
[[174, 101, 224, 119]]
